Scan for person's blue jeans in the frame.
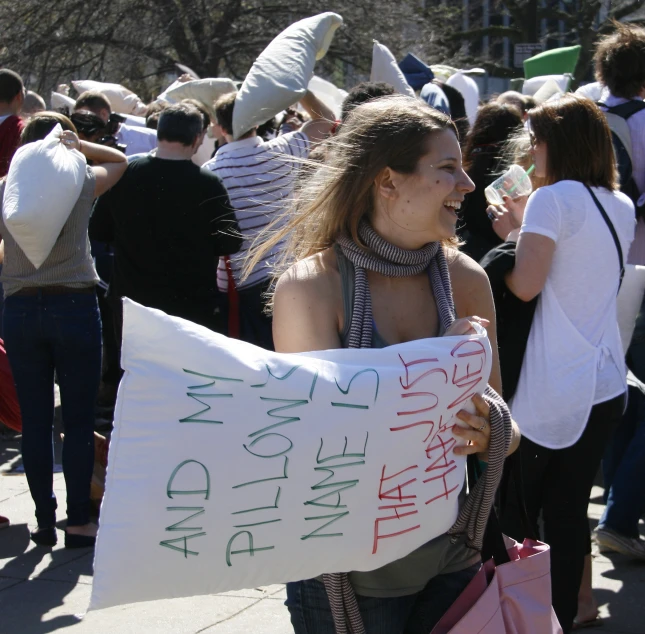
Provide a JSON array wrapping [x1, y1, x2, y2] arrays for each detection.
[[285, 563, 481, 634], [3, 291, 102, 527], [627, 292, 645, 382], [600, 380, 645, 538]]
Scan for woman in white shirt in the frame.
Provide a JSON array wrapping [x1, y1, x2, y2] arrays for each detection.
[[501, 95, 635, 633]]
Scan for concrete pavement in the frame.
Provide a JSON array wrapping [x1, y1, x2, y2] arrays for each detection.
[[1, 422, 644, 633]]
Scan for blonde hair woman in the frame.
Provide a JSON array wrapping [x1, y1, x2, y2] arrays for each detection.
[[246, 96, 519, 634]]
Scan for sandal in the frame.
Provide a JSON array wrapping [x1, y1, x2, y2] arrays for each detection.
[[572, 615, 603, 630], [64, 531, 96, 549]]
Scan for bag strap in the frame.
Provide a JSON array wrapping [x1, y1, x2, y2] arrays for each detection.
[[502, 451, 539, 541], [599, 99, 645, 121], [585, 185, 625, 290], [467, 455, 510, 565]]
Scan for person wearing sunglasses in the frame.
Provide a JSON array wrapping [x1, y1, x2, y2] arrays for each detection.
[[500, 95, 635, 634]]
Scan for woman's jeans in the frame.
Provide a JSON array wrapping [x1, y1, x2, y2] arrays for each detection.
[[3, 291, 102, 527], [286, 563, 481, 634], [500, 394, 625, 634]]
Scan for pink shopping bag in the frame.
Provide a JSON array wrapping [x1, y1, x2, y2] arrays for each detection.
[[431, 536, 562, 634]]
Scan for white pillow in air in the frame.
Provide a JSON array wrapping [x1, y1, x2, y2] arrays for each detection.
[[158, 78, 237, 114], [521, 74, 570, 97], [50, 92, 76, 111], [370, 41, 415, 98], [307, 75, 348, 120], [72, 80, 148, 115], [233, 12, 343, 140], [446, 72, 480, 126]]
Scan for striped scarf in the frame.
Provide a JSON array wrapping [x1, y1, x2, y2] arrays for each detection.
[[323, 220, 513, 634]]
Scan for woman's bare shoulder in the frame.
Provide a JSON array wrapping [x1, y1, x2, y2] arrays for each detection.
[[447, 247, 489, 288], [446, 248, 493, 315], [274, 248, 342, 318], [276, 248, 340, 295], [273, 248, 343, 352]]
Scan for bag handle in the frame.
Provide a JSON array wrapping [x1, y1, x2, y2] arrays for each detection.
[[467, 456, 510, 565], [500, 452, 540, 542], [585, 185, 625, 290]]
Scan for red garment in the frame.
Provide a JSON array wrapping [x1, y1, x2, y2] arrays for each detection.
[[0, 115, 24, 178], [0, 338, 21, 432]]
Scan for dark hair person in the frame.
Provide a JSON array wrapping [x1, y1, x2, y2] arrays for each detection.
[[0, 68, 25, 177], [245, 95, 519, 633], [340, 81, 397, 122], [157, 102, 205, 147], [0, 111, 127, 548], [459, 103, 523, 261], [500, 95, 634, 633], [594, 21, 645, 100]]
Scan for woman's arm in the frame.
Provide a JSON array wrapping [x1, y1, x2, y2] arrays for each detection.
[[84, 141, 128, 199], [503, 188, 558, 302], [273, 253, 342, 354], [504, 232, 556, 302], [60, 130, 128, 199], [450, 251, 502, 394], [450, 251, 521, 455]]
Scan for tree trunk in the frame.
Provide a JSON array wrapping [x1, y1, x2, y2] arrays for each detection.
[[526, 0, 539, 42]]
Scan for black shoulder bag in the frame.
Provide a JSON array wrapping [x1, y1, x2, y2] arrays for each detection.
[[585, 185, 625, 290]]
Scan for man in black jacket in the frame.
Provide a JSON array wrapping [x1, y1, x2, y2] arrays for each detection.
[[90, 103, 242, 337]]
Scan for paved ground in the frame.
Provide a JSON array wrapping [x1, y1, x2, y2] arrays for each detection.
[[1, 411, 644, 633]]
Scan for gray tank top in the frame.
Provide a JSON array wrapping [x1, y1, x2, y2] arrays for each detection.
[[335, 246, 480, 598], [0, 166, 100, 296]]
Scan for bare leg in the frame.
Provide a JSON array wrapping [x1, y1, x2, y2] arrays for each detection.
[[575, 554, 599, 625]]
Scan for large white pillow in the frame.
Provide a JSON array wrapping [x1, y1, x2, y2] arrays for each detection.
[[522, 74, 570, 97], [192, 134, 216, 167], [446, 72, 480, 126], [72, 80, 148, 115], [2, 124, 87, 269], [158, 78, 236, 114], [233, 12, 343, 140], [50, 92, 76, 111], [370, 41, 415, 98], [308, 75, 348, 120], [617, 264, 645, 354]]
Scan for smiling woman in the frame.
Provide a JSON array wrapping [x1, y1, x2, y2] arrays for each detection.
[[244, 95, 519, 634]]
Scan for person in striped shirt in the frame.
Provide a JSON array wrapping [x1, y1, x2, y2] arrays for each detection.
[[205, 90, 335, 349]]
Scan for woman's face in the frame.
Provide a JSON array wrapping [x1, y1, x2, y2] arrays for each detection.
[[529, 130, 548, 179], [373, 129, 475, 247]]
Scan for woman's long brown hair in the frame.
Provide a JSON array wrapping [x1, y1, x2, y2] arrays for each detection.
[[529, 94, 619, 190], [243, 95, 459, 286]]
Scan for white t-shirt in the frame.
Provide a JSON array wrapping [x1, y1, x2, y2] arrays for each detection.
[[510, 181, 635, 449], [204, 131, 310, 291], [522, 181, 635, 404]]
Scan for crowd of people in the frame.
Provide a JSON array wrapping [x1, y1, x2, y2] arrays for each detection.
[[1, 19, 645, 634]]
